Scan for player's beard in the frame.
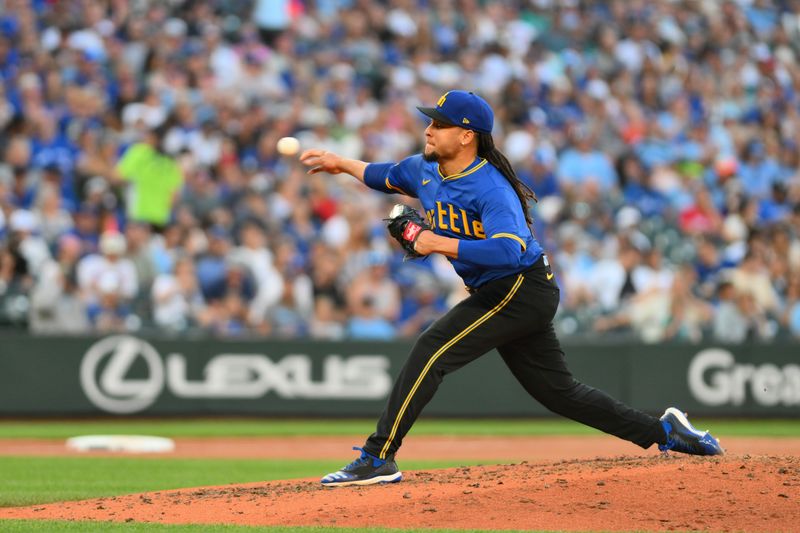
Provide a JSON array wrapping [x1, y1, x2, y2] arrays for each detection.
[[422, 148, 439, 162]]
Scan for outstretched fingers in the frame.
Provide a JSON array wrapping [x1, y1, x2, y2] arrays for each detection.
[[299, 149, 329, 174], [299, 149, 324, 162]]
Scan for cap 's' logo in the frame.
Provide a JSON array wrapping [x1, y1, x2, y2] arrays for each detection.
[[437, 91, 451, 107], [462, 117, 470, 124]]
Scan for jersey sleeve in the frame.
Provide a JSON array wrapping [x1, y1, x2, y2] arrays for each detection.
[[458, 186, 531, 267], [458, 237, 523, 268], [363, 154, 424, 198], [477, 186, 531, 252]]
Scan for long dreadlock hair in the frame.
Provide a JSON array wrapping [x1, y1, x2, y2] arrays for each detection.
[[477, 132, 538, 227]]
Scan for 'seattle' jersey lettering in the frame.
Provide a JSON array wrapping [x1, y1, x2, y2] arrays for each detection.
[[426, 202, 485, 238], [364, 154, 543, 288]]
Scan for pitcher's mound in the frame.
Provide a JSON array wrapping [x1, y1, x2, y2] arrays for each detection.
[[1, 455, 797, 532]]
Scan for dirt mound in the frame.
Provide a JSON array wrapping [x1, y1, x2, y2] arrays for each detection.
[[2, 454, 798, 531]]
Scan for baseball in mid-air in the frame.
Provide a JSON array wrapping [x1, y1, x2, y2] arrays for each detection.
[[276, 136, 301, 156]]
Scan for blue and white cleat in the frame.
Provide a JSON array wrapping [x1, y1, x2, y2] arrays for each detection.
[[321, 447, 403, 487], [659, 407, 724, 456]]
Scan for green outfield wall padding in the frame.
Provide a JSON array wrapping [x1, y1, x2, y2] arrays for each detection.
[[0, 334, 798, 416]]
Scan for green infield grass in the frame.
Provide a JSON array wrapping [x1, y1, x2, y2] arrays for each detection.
[[0, 456, 480, 507], [0, 419, 594, 439], [1, 417, 798, 439], [0, 453, 527, 533]]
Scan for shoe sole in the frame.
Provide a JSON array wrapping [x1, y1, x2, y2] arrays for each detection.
[[321, 472, 402, 487], [664, 408, 707, 438], [664, 407, 724, 455]]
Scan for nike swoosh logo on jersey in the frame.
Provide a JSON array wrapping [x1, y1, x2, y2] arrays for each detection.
[[422, 179, 431, 185], [546, 272, 554, 280]]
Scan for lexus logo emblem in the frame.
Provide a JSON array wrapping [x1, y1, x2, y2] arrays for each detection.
[[80, 336, 165, 414]]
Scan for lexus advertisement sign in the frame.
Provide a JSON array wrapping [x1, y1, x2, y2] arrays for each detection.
[[79, 336, 393, 414]]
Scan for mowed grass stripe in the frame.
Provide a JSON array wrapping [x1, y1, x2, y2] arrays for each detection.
[[0, 456, 481, 507], [0, 521, 554, 533], [0, 418, 798, 439], [0, 419, 594, 439]]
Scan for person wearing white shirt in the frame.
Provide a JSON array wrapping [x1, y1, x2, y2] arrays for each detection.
[[151, 256, 208, 331], [77, 231, 138, 305]]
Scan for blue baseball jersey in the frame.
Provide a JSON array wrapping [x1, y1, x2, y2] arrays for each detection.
[[364, 154, 543, 288]]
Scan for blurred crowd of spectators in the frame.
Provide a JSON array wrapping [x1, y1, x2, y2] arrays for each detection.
[[1, 0, 799, 343]]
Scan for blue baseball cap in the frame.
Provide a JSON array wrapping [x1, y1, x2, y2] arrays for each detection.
[[417, 90, 494, 134]]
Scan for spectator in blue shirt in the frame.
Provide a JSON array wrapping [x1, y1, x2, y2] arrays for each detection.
[[617, 152, 669, 218], [738, 140, 781, 199], [347, 295, 396, 340], [759, 183, 792, 225], [556, 125, 618, 196]]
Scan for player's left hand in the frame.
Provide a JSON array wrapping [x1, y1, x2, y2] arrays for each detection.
[[385, 204, 432, 259]]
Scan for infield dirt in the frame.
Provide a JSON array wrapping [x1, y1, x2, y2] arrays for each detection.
[[1, 449, 798, 531]]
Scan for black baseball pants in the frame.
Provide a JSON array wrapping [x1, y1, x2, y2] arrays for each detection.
[[363, 256, 666, 460]]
